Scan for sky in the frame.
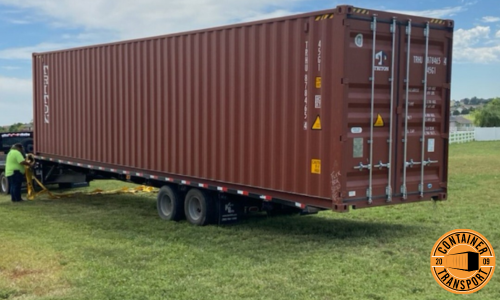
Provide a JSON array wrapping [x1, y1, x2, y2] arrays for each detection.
[[0, 0, 499, 125]]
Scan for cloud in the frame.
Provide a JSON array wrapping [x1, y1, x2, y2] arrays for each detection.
[[240, 9, 297, 23], [497, 30, 500, 39], [481, 16, 500, 23], [7, 19, 31, 24], [1, 66, 20, 70], [0, 0, 303, 40], [453, 45, 500, 63], [453, 26, 500, 63], [387, 6, 465, 19], [454, 26, 490, 48], [0, 76, 33, 124], [0, 42, 77, 60]]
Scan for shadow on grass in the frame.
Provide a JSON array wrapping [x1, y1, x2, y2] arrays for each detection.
[[237, 213, 419, 241], [2, 191, 423, 246]]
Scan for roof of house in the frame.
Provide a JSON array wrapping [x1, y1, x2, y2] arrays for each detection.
[[450, 116, 473, 124]]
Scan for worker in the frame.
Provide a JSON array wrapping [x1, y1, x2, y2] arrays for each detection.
[[5, 143, 33, 202]]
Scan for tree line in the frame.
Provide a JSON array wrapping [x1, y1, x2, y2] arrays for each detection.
[[473, 98, 500, 127], [457, 97, 493, 105], [0, 121, 32, 133]]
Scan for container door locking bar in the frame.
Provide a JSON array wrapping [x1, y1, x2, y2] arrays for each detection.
[[401, 20, 412, 200], [386, 17, 397, 202], [367, 15, 378, 204], [419, 22, 430, 197]]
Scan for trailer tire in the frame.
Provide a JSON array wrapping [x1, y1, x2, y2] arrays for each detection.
[[157, 186, 184, 221], [184, 189, 213, 226], [0, 172, 9, 194]]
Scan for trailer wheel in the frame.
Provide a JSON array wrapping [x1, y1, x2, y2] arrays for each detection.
[[0, 172, 9, 194], [157, 186, 184, 221], [184, 189, 213, 226]]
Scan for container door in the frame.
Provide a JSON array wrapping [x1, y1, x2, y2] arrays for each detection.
[[343, 15, 451, 207], [343, 17, 398, 204], [394, 20, 451, 200]]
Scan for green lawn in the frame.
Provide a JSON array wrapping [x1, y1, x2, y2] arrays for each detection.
[[462, 114, 475, 121], [1, 142, 499, 300]]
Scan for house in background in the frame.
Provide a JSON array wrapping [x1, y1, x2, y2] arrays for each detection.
[[450, 116, 474, 132]]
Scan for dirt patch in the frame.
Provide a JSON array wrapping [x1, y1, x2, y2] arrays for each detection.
[[8, 267, 44, 280]]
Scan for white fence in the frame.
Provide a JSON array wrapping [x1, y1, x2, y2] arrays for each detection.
[[449, 128, 500, 144], [475, 127, 500, 141], [449, 131, 475, 144]]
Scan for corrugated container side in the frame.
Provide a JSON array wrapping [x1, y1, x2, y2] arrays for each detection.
[[33, 6, 452, 210]]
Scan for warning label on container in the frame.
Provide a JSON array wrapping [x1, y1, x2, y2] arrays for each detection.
[[315, 77, 322, 88], [311, 159, 321, 174], [312, 115, 322, 130], [374, 114, 384, 127]]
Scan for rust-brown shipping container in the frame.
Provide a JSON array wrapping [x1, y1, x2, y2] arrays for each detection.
[[33, 5, 453, 224]]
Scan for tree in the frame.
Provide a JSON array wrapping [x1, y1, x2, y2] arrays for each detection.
[[8, 123, 24, 132], [453, 110, 460, 116], [473, 98, 500, 127], [461, 108, 470, 115]]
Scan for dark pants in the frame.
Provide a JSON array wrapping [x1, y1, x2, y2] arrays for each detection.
[[8, 171, 23, 202]]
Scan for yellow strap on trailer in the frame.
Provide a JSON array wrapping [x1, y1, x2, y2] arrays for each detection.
[[24, 164, 157, 200]]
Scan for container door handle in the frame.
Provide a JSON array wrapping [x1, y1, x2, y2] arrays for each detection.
[[354, 162, 371, 171], [423, 158, 438, 166], [374, 161, 390, 169]]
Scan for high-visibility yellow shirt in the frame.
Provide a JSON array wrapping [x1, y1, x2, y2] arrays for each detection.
[[5, 149, 25, 176]]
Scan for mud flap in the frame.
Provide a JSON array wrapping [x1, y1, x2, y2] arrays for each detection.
[[217, 196, 244, 225]]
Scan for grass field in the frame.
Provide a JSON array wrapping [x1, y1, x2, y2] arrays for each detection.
[[462, 114, 475, 121], [1, 141, 499, 300]]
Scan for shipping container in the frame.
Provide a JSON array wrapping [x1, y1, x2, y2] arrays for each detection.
[[32, 5, 453, 225], [445, 252, 479, 271]]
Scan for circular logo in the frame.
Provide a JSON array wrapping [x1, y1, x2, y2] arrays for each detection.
[[430, 229, 495, 294]]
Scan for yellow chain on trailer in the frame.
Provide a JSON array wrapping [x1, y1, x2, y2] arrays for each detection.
[[24, 163, 157, 200]]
